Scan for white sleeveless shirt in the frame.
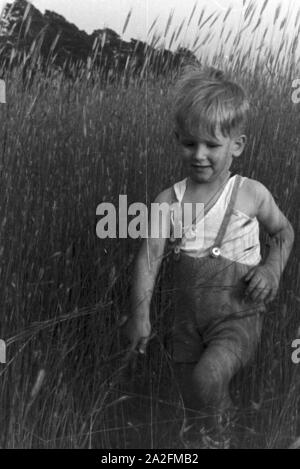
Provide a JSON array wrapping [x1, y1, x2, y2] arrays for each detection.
[[172, 175, 261, 266]]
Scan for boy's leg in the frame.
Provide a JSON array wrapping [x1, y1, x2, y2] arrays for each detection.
[[173, 362, 208, 445], [171, 314, 205, 422], [173, 362, 203, 413], [192, 341, 238, 431], [173, 353, 237, 448], [192, 315, 263, 439]]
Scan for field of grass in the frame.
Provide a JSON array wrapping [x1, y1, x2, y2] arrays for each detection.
[[0, 0, 300, 448]]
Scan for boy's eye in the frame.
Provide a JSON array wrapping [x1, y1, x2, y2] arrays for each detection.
[[182, 141, 196, 148], [206, 142, 219, 148], [180, 139, 220, 149]]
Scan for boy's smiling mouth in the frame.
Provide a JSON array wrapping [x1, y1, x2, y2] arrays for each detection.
[[191, 164, 212, 169]]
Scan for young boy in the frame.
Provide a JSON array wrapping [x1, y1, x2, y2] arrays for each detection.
[[122, 67, 294, 448]]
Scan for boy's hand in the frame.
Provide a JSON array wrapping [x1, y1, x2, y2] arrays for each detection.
[[120, 315, 151, 355], [244, 265, 280, 304]]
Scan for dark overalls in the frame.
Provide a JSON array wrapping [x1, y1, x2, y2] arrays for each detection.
[[170, 175, 266, 421]]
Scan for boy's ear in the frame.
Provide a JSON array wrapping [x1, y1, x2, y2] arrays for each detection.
[[232, 134, 247, 157]]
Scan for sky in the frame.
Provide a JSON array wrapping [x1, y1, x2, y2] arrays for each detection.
[[0, 0, 299, 55]]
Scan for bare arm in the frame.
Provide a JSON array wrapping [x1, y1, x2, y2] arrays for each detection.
[[255, 181, 294, 281], [245, 180, 294, 303], [131, 235, 167, 320], [123, 190, 172, 352]]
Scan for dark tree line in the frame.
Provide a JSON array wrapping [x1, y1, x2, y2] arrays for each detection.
[[0, 0, 199, 82]]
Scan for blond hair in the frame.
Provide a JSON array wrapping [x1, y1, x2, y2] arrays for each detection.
[[173, 66, 250, 140]]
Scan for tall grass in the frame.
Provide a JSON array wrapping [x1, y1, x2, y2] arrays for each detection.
[[0, 0, 299, 448]]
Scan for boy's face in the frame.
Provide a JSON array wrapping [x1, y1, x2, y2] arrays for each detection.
[[176, 127, 246, 184]]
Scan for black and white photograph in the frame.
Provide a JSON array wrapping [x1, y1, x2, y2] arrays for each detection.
[[0, 0, 299, 452]]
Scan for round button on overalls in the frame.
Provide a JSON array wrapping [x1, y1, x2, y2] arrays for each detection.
[[210, 247, 221, 258]]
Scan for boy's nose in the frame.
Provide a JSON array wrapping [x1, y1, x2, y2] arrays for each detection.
[[195, 143, 208, 161]]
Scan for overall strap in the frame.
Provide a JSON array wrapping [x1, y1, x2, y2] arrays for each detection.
[[203, 173, 232, 218], [212, 175, 242, 250], [170, 173, 232, 241]]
